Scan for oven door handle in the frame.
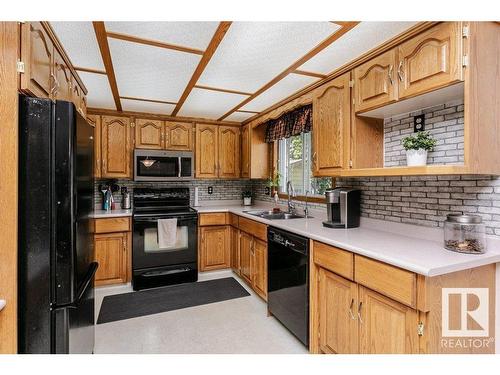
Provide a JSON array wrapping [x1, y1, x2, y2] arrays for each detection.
[[133, 216, 197, 222], [178, 157, 181, 178]]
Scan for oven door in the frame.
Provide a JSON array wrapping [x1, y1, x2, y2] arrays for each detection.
[[134, 150, 193, 181], [132, 213, 198, 270]]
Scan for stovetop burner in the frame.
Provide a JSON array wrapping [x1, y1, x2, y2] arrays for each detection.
[[133, 187, 195, 216]]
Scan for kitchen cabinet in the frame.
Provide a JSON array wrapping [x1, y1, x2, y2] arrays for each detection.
[[135, 118, 164, 149], [101, 115, 132, 178], [165, 121, 193, 151], [218, 126, 240, 178], [52, 49, 72, 102], [240, 124, 250, 178], [397, 22, 462, 100], [353, 49, 398, 113], [229, 216, 240, 275], [87, 114, 102, 178], [312, 72, 351, 176], [239, 231, 253, 285], [251, 238, 267, 300], [70, 75, 87, 117], [199, 225, 230, 271], [240, 124, 269, 179]]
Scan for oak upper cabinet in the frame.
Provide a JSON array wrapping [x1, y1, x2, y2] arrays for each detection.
[[101, 116, 131, 178], [165, 122, 193, 151], [199, 226, 230, 271], [87, 115, 102, 178], [20, 21, 54, 99], [94, 232, 129, 286], [195, 124, 219, 178], [135, 119, 164, 149], [358, 286, 419, 354], [354, 49, 398, 112], [53, 49, 72, 102], [71, 75, 87, 117], [240, 124, 250, 178], [218, 126, 240, 178], [252, 238, 267, 300], [239, 231, 253, 285], [397, 22, 463, 100], [312, 72, 351, 176], [317, 268, 358, 354]]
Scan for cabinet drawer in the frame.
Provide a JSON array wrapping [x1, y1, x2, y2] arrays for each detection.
[[229, 213, 239, 227], [239, 217, 267, 242], [354, 255, 416, 308], [198, 212, 228, 226], [313, 241, 354, 280], [95, 217, 131, 234]]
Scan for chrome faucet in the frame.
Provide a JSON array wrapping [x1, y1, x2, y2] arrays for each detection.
[[304, 190, 310, 218], [286, 181, 296, 214]]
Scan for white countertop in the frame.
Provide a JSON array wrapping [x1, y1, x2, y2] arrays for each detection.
[[90, 209, 133, 218], [195, 203, 500, 277]]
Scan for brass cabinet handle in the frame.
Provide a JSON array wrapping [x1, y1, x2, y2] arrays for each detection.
[[388, 65, 394, 85], [357, 301, 363, 324], [397, 60, 404, 82], [348, 298, 356, 320]]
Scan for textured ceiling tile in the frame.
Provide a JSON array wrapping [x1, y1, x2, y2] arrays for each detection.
[[78, 71, 115, 109], [121, 99, 175, 115], [105, 22, 220, 50], [198, 22, 339, 93], [177, 88, 248, 119], [50, 22, 104, 70], [109, 38, 201, 102], [299, 22, 418, 74], [225, 112, 255, 122]]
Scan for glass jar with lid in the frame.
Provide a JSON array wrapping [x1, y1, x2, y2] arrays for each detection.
[[444, 214, 486, 254]]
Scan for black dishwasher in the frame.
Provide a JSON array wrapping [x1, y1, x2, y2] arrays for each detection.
[[267, 227, 309, 347]]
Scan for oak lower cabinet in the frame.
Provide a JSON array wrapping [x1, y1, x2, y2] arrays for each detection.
[[199, 226, 230, 271], [101, 115, 132, 178], [239, 231, 253, 284], [94, 217, 131, 286], [251, 238, 267, 300], [229, 215, 240, 275]]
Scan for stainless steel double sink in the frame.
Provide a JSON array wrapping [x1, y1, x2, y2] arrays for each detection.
[[243, 210, 311, 220]]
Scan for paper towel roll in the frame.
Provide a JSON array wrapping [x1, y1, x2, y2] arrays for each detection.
[[194, 186, 199, 207]]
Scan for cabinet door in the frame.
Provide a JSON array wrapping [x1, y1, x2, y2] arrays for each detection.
[[195, 124, 218, 178], [218, 126, 240, 178], [317, 268, 358, 354], [312, 73, 351, 176], [101, 116, 131, 178], [358, 286, 419, 354], [20, 22, 54, 99], [53, 49, 72, 102], [135, 119, 164, 149], [165, 122, 193, 151], [252, 238, 267, 300], [230, 226, 240, 274], [87, 115, 101, 178], [239, 231, 253, 285], [240, 124, 250, 178], [199, 226, 230, 271], [354, 49, 398, 112], [397, 22, 462, 100], [94, 232, 128, 286]]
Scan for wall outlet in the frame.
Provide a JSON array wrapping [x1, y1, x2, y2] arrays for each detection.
[[413, 114, 425, 132], [207, 186, 213, 195]]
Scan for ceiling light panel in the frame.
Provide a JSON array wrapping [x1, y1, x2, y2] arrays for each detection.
[[121, 99, 176, 115], [240, 74, 317, 113], [78, 71, 115, 109], [198, 22, 340, 93], [299, 22, 418, 74], [50, 22, 105, 70], [225, 112, 255, 122], [177, 88, 249, 119], [105, 22, 220, 50], [109, 38, 201, 102]]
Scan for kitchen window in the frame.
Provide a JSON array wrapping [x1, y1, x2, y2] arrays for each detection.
[[277, 132, 332, 197]]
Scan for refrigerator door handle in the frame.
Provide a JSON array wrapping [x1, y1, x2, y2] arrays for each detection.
[[53, 262, 98, 310]]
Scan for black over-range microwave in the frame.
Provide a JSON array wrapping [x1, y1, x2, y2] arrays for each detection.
[[134, 149, 194, 181]]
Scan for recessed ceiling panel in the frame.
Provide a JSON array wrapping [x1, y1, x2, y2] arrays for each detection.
[[198, 22, 339, 93], [105, 22, 220, 50], [121, 99, 175, 115], [178, 88, 248, 119], [299, 22, 418, 74], [240, 74, 317, 113], [225, 112, 255, 122], [50, 22, 104, 70], [78, 72, 115, 109], [109, 38, 201, 102]]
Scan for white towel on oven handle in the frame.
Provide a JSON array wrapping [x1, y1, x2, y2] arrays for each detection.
[[157, 218, 177, 248]]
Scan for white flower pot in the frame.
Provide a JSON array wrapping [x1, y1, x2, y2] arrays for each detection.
[[406, 149, 428, 166], [243, 197, 252, 206]]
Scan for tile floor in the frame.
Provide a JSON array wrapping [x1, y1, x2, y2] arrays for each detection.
[[94, 270, 308, 354]]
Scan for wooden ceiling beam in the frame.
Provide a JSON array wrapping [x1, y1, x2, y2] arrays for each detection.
[[120, 96, 177, 106], [74, 66, 107, 75], [106, 31, 205, 56], [93, 21, 122, 111], [171, 21, 232, 117], [292, 69, 327, 79], [194, 84, 252, 96], [217, 22, 360, 121]]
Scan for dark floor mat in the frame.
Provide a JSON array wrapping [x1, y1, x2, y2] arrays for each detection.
[[97, 277, 250, 324]]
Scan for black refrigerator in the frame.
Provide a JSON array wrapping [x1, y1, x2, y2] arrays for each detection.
[[18, 95, 98, 354]]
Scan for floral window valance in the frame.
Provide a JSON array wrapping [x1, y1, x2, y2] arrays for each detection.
[[264, 104, 312, 143]]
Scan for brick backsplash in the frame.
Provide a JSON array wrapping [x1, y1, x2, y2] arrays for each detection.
[[384, 99, 464, 167]]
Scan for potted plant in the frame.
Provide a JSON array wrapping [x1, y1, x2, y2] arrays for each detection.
[[267, 172, 281, 195], [242, 191, 253, 206], [402, 131, 437, 166]]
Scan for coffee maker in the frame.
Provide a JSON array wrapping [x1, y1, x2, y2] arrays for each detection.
[[323, 187, 361, 228]]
